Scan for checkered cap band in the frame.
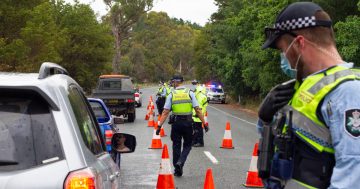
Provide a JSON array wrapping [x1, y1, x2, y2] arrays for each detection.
[[275, 16, 316, 31]]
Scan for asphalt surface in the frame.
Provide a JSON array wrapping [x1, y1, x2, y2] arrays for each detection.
[[116, 86, 261, 189]]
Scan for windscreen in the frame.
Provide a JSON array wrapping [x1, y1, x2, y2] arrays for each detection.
[[102, 80, 121, 90], [89, 101, 107, 118], [209, 88, 223, 93]]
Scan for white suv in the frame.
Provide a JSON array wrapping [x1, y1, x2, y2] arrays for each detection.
[[206, 87, 226, 104], [0, 62, 135, 189]]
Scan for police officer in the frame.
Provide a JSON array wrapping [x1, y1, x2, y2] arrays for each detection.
[[191, 79, 199, 91], [157, 74, 206, 177], [258, 2, 360, 189], [156, 81, 167, 115], [192, 85, 209, 147]]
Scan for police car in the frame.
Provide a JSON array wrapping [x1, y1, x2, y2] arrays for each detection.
[[206, 84, 226, 104]]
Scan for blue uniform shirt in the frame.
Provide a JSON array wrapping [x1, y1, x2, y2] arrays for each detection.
[[164, 86, 199, 110], [322, 79, 360, 189]]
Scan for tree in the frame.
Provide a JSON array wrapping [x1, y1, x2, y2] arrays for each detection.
[[57, 1, 113, 92], [103, 0, 153, 73]]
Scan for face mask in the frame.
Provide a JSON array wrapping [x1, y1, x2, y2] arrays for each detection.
[[280, 53, 296, 78], [281, 38, 301, 79]]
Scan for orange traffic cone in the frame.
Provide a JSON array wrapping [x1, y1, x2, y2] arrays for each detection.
[[151, 100, 155, 110], [145, 110, 150, 121], [204, 111, 208, 126], [160, 126, 166, 137], [204, 168, 215, 189], [243, 143, 264, 188], [148, 109, 155, 127], [220, 121, 234, 149], [156, 144, 175, 189], [149, 127, 163, 149], [157, 115, 167, 137]]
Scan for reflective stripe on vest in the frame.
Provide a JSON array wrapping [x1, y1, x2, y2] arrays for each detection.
[[286, 66, 360, 153], [282, 105, 333, 151], [171, 88, 193, 116]]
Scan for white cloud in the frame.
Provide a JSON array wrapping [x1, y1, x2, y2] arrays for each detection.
[[63, 0, 218, 26], [152, 0, 218, 26]]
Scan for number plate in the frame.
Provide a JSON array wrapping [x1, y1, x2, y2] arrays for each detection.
[[108, 99, 118, 104]]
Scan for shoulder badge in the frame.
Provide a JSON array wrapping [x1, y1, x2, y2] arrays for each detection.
[[345, 109, 360, 137]]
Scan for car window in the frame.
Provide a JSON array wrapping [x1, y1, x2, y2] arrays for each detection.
[[0, 90, 64, 172], [121, 78, 134, 91], [68, 86, 104, 155], [89, 101, 107, 118], [210, 88, 223, 93], [102, 80, 121, 90]]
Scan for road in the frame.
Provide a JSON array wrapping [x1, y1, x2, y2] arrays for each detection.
[[116, 86, 261, 188]]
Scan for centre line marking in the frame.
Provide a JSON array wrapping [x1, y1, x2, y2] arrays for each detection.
[[204, 151, 219, 164], [208, 105, 256, 126]]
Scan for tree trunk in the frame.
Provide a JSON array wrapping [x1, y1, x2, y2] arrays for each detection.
[[112, 25, 121, 74]]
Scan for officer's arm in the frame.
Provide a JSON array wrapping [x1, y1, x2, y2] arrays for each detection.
[[159, 109, 170, 126], [195, 107, 206, 125]]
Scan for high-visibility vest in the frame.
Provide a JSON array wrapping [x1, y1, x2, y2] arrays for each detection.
[[157, 86, 164, 95], [171, 88, 193, 116], [192, 90, 208, 122], [164, 83, 171, 97], [278, 66, 360, 188]]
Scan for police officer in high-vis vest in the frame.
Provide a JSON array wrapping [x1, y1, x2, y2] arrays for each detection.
[[156, 81, 167, 115], [157, 74, 206, 177], [257, 2, 360, 189], [192, 85, 209, 147]]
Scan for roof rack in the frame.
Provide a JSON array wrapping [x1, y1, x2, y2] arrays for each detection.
[[38, 62, 69, 79]]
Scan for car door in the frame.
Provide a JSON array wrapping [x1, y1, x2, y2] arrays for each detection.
[[68, 86, 120, 188]]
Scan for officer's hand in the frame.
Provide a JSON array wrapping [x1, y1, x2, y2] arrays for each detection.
[[258, 79, 296, 123], [204, 125, 209, 133], [156, 126, 161, 135]]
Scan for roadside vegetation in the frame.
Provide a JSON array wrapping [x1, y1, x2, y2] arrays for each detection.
[[1, 0, 359, 103]]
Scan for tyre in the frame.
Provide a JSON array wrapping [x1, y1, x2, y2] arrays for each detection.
[[221, 100, 225, 104], [138, 102, 142, 107], [128, 112, 136, 122]]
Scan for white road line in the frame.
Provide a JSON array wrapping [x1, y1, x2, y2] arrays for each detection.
[[208, 105, 257, 126], [204, 151, 219, 164]]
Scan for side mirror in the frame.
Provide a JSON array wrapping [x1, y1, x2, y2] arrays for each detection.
[[111, 133, 136, 153]]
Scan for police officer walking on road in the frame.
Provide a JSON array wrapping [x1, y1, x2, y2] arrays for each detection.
[[257, 2, 360, 189], [192, 85, 209, 147], [157, 74, 206, 177]]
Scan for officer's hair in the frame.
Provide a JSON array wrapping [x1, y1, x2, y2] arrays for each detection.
[[287, 11, 336, 48]]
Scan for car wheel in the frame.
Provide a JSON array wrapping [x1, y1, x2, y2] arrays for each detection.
[[221, 100, 225, 104], [138, 102, 142, 107], [128, 112, 136, 122]]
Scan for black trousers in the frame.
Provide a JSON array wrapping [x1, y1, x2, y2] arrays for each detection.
[[192, 122, 204, 145], [156, 97, 165, 115], [171, 120, 193, 167]]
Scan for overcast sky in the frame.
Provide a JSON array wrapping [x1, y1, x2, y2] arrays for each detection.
[[63, 0, 218, 26]]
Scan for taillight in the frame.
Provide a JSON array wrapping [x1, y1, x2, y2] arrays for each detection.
[[127, 99, 135, 103], [134, 93, 139, 97], [64, 167, 101, 189], [105, 130, 114, 145]]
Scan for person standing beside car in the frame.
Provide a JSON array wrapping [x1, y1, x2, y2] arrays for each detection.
[[156, 74, 206, 177]]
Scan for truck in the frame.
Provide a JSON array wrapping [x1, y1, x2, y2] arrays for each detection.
[[92, 75, 136, 122]]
